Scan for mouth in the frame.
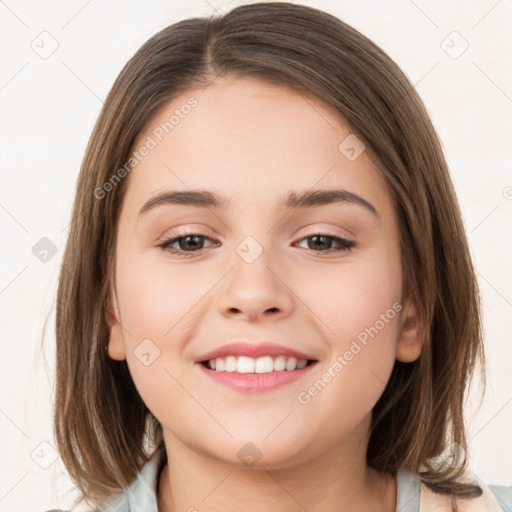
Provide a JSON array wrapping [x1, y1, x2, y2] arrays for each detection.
[[195, 341, 319, 391], [197, 355, 319, 392], [200, 355, 318, 373]]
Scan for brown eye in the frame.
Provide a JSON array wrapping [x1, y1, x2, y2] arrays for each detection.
[[295, 234, 356, 253], [158, 233, 217, 255]]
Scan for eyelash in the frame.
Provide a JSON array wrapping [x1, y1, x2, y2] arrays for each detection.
[[157, 230, 357, 257]]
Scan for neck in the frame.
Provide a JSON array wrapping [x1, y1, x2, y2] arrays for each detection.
[[156, 425, 396, 512]]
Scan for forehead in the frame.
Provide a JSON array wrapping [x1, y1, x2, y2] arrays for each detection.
[[137, 75, 347, 157], [123, 76, 392, 218]]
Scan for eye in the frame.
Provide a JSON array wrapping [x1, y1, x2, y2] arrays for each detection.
[[158, 231, 218, 256], [157, 231, 356, 257], [294, 233, 356, 253]]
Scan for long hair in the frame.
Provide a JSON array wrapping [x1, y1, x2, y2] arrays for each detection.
[[54, 2, 485, 508]]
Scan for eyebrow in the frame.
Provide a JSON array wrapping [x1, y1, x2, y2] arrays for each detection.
[[138, 188, 379, 218]]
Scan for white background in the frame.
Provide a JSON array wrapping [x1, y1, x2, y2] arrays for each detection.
[[0, 0, 511, 510]]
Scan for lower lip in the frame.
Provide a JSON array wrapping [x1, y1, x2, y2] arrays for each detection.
[[197, 362, 318, 392]]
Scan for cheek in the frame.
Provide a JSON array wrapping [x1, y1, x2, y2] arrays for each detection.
[[114, 254, 209, 415], [116, 253, 207, 343], [305, 249, 403, 347], [300, 249, 402, 403], [114, 232, 403, 437]]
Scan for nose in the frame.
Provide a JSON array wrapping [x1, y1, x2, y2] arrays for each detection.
[[217, 244, 295, 322]]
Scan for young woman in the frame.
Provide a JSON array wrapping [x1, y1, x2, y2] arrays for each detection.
[[51, 2, 512, 511]]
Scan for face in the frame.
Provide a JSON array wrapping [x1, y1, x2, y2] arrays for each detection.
[[107, 75, 422, 469]]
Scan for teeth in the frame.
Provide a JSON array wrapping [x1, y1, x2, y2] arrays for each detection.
[[238, 356, 255, 373], [255, 356, 273, 373], [296, 359, 308, 369], [206, 355, 311, 373], [285, 357, 298, 371], [225, 355, 237, 373], [274, 355, 286, 371]]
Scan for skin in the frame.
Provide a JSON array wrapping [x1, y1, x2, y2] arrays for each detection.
[[106, 75, 424, 512]]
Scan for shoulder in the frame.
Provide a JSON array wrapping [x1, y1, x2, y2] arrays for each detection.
[[421, 481, 512, 512], [419, 472, 512, 512], [97, 446, 166, 512], [487, 484, 512, 512], [43, 492, 129, 512], [397, 467, 512, 512], [44, 447, 167, 512]]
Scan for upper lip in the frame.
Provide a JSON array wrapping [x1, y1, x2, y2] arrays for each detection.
[[195, 341, 317, 363]]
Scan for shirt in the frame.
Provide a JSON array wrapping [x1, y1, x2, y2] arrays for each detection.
[[48, 447, 512, 511]]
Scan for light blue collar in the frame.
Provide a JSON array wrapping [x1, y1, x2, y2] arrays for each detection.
[[396, 467, 421, 511], [100, 446, 166, 512], [101, 448, 421, 511]]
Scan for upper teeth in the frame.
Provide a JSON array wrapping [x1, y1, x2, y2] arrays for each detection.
[[206, 355, 309, 373]]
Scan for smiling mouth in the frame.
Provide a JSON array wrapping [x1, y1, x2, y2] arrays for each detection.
[[200, 355, 317, 373]]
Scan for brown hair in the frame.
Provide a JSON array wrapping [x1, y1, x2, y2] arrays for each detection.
[[54, 2, 485, 509]]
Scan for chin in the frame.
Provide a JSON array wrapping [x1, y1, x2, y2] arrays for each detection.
[[201, 434, 317, 471]]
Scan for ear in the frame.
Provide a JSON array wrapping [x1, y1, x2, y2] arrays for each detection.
[[106, 292, 126, 361], [396, 298, 425, 363]]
